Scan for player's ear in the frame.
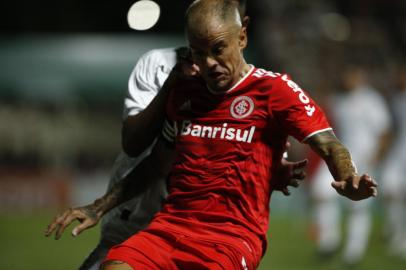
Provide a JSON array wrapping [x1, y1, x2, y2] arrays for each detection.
[[239, 25, 248, 50], [242, 16, 250, 27]]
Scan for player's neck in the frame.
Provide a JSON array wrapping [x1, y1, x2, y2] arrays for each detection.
[[207, 63, 253, 95], [238, 62, 251, 79]]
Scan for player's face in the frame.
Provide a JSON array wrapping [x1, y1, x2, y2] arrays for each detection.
[[187, 23, 247, 92]]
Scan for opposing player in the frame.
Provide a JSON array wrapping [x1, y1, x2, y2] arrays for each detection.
[[310, 66, 391, 265], [75, 47, 197, 270], [381, 66, 406, 258]]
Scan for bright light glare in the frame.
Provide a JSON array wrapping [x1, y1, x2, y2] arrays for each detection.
[[127, 0, 161, 31]]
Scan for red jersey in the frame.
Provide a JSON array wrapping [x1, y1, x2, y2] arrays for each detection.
[[157, 66, 331, 257]]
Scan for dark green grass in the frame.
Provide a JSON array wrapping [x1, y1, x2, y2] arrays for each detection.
[[0, 213, 404, 269], [258, 216, 405, 270], [0, 213, 100, 270]]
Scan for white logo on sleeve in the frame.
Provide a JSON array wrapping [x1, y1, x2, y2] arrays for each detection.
[[253, 69, 281, 78], [252, 68, 316, 117], [281, 74, 316, 117], [230, 96, 254, 119]]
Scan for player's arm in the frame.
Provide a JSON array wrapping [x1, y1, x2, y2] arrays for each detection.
[[121, 50, 165, 157], [268, 74, 378, 200], [305, 130, 378, 201], [45, 136, 175, 239], [122, 48, 198, 157], [122, 80, 172, 157], [93, 137, 174, 217]]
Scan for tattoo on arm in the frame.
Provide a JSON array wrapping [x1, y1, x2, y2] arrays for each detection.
[[91, 137, 174, 217], [306, 130, 356, 181], [81, 206, 100, 221], [91, 158, 157, 216], [122, 86, 170, 157], [91, 185, 123, 217]]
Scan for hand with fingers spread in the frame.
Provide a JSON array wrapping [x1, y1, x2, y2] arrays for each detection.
[[331, 173, 378, 201], [45, 204, 102, 240], [272, 158, 308, 196]]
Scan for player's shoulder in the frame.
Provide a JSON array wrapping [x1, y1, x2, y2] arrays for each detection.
[[137, 47, 177, 69], [250, 67, 299, 93], [142, 47, 177, 60], [130, 47, 178, 82], [250, 67, 282, 82]]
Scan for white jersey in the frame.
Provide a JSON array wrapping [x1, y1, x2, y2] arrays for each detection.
[[382, 90, 406, 195], [389, 91, 406, 154], [333, 86, 391, 172], [312, 85, 391, 199], [100, 48, 177, 244]]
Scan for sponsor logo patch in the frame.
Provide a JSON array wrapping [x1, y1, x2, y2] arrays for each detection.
[[180, 121, 256, 143]]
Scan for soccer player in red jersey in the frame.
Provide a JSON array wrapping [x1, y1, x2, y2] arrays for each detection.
[[98, 1, 375, 268], [47, 0, 378, 269]]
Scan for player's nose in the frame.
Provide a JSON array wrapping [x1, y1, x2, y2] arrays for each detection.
[[204, 56, 218, 69]]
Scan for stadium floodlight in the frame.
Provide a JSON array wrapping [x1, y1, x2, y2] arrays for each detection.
[[127, 0, 161, 31]]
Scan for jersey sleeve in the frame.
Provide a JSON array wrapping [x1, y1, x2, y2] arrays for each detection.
[[123, 50, 174, 119], [268, 74, 332, 142]]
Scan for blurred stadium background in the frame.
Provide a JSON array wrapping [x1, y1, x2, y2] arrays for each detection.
[[1, 0, 405, 269]]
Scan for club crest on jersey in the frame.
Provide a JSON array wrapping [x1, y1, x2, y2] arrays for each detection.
[[230, 96, 254, 119]]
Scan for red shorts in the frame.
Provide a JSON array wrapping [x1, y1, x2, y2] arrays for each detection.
[[104, 223, 258, 270]]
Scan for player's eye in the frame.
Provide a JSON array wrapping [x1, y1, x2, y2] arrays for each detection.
[[212, 45, 225, 55]]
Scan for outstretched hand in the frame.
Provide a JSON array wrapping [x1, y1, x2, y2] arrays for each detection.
[[44, 204, 101, 240], [331, 174, 378, 201], [273, 158, 308, 196]]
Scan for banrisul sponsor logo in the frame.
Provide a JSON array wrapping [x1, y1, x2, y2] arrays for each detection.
[[180, 120, 256, 143]]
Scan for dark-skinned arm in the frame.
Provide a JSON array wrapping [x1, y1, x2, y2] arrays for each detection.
[[122, 78, 172, 157], [122, 48, 199, 157], [305, 130, 378, 201], [45, 138, 175, 239]]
